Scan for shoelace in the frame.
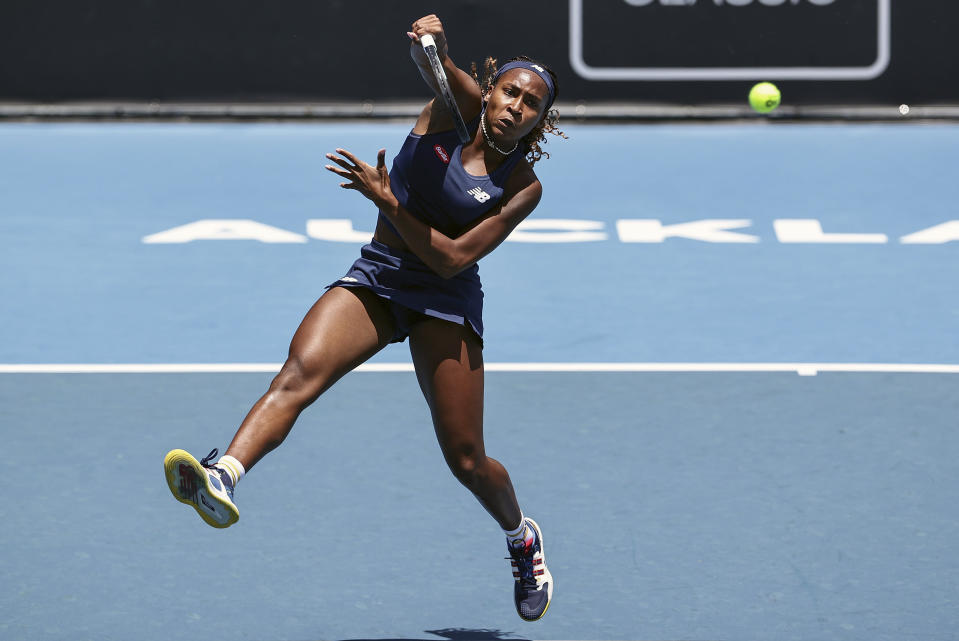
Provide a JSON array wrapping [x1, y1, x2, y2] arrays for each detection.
[[199, 448, 219, 467], [508, 546, 538, 590], [197, 448, 234, 497]]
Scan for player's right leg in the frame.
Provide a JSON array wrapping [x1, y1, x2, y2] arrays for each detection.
[[408, 318, 553, 621], [164, 286, 395, 527]]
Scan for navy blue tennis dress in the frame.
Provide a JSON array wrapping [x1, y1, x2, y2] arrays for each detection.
[[328, 115, 527, 344]]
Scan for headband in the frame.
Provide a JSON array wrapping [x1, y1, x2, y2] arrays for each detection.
[[492, 60, 556, 112]]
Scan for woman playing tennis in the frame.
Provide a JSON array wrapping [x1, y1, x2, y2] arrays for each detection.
[[164, 14, 564, 622]]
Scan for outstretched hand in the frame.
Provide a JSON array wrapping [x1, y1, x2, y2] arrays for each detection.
[[325, 148, 395, 208]]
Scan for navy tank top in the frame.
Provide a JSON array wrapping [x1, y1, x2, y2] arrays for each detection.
[[381, 114, 527, 239], [328, 117, 527, 343]]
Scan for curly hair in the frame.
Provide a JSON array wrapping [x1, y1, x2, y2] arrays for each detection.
[[470, 55, 568, 166]]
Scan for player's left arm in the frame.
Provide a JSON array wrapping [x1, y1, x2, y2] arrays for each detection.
[[429, 165, 542, 276], [326, 148, 540, 279]]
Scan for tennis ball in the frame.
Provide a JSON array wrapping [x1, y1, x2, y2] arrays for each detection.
[[749, 82, 781, 114]]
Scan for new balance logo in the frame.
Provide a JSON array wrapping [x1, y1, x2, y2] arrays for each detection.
[[531, 64, 545, 73], [468, 187, 491, 203]]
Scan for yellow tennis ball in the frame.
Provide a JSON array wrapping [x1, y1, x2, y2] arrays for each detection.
[[749, 82, 781, 114]]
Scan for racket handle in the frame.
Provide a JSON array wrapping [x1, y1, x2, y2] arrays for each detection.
[[419, 34, 436, 50]]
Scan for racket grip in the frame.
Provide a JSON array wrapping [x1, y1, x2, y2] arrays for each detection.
[[419, 34, 436, 50]]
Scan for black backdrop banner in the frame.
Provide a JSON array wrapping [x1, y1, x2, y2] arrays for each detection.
[[1, 0, 956, 106]]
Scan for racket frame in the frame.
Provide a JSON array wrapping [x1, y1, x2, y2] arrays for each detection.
[[420, 34, 471, 144]]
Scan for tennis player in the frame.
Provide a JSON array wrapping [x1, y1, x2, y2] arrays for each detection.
[[163, 14, 564, 622]]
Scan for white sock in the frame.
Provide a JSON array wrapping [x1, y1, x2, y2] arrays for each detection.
[[215, 455, 246, 486], [504, 515, 535, 549]]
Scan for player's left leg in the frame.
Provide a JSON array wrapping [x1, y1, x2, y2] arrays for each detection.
[[408, 318, 552, 621], [164, 287, 396, 529]]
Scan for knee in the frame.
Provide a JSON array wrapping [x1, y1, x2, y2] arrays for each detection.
[[269, 356, 327, 407], [446, 449, 486, 488]]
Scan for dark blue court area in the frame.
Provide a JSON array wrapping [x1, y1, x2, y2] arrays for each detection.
[[1, 122, 958, 641]]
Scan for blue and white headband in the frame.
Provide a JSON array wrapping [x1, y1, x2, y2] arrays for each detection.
[[492, 60, 556, 112]]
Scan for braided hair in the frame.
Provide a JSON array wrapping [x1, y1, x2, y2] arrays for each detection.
[[471, 56, 568, 166]]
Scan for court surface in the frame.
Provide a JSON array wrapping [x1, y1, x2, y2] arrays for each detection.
[[1, 121, 957, 641]]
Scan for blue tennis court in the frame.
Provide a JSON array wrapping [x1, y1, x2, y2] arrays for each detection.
[[1, 121, 958, 641]]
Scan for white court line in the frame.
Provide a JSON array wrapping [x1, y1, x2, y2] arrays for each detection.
[[2, 363, 959, 375]]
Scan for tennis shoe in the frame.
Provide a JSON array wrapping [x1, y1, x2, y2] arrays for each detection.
[[163, 448, 239, 528], [508, 517, 552, 621]]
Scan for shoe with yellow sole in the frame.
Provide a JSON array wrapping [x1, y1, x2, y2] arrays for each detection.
[[163, 448, 239, 528]]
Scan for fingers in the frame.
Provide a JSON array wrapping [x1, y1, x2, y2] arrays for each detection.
[[325, 149, 377, 193], [324, 163, 351, 178], [325, 148, 387, 193], [326, 154, 353, 172], [411, 15, 437, 31], [324, 150, 357, 190], [325, 150, 364, 175], [410, 14, 443, 40], [334, 147, 363, 167], [323, 163, 353, 190]]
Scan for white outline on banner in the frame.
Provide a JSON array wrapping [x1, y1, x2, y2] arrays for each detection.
[[2, 363, 958, 377], [569, 0, 891, 81]]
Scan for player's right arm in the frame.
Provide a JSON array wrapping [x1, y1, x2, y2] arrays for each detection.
[[407, 15, 482, 135]]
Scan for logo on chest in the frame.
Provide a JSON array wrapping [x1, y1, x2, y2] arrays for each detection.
[[433, 145, 450, 164], [467, 187, 492, 203]]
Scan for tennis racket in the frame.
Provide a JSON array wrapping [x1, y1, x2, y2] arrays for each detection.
[[420, 34, 470, 144]]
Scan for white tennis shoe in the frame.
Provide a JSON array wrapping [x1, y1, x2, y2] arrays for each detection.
[[508, 517, 553, 621]]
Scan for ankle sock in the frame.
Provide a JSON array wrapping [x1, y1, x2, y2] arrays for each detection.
[[504, 516, 535, 550], [215, 455, 245, 486]]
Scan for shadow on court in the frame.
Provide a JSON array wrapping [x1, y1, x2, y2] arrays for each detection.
[[338, 628, 530, 641]]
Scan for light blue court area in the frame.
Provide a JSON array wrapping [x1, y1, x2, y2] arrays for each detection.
[[2, 371, 958, 641], [1, 121, 958, 641], [0, 121, 957, 364]]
